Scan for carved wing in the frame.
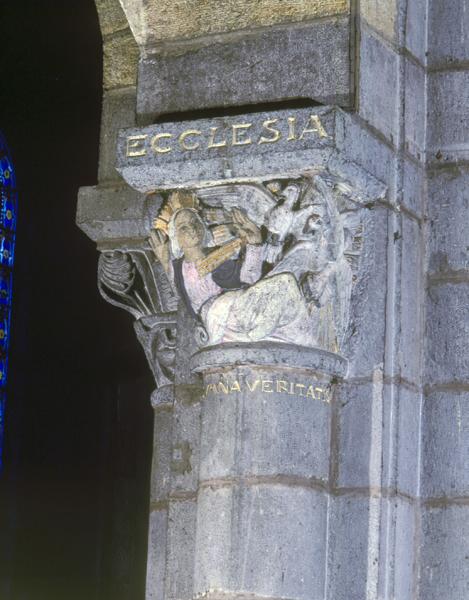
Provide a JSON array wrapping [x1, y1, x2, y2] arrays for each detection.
[[196, 183, 277, 228], [312, 174, 364, 347]]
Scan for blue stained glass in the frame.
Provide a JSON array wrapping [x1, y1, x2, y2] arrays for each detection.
[[0, 270, 12, 307], [0, 131, 17, 468], [0, 236, 14, 268], [0, 191, 16, 231], [0, 316, 9, 352], [0, 393, 4, 459], [0, 357, 8, 389], [0, 161, 15, 189]]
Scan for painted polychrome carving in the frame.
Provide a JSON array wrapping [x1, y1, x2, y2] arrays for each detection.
[[148, 175, 363, 353]]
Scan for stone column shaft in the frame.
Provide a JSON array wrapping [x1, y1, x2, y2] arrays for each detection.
[[191, 344, 346, 600]]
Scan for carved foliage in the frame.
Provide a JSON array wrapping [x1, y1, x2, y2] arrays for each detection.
[[98, 248, 178, 388]]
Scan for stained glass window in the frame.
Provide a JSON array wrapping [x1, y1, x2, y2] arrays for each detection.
[[0, 132, 17, 468]]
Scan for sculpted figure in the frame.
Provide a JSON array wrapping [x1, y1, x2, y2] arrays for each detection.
[[149, 191, 313, 346], [264, 182, 317, 264], [148, 177, 362, 351]]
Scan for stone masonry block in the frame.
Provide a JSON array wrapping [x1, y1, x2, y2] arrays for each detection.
[[326, 495, 372, 600], [137, 18, 352, 118], [170, 392, 201, 494], [150, 408, 172, 504], [396, 388, 421, 498], [95, 0, 129, 36], [400, 217, 423, 385], [402, 156, 424, 216], [405, 0, 427, 64], [428, 0, 469, 66], [336, 110, 396, 202], [146, 508, 168, 600], [427, 169, 469, 274], [118, 106, 335, 192], [334, 381, 375, 489], [359, 26, 399, 145], [422, 390, 469, 498], [361, 0, 397, 41], [120, 0, 350, 45], [98, 87, 137, 183], [194, 485, 327, 600], [394, 500, 417, 600], [420, 504, 469, 600], [328, 495, 416, 599], [344, 206, 388, 378], [335, 381, 420, 496], [427, 70, 469, 163], [425, 283, 469, 385], [103, 30, 139, 90], [404, 59, 426, 160], [199, 366, 331, 483], [76, 185, 147, 242], [165, 500, 197, 600]]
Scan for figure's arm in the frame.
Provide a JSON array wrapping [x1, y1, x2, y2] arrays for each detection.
[[232, 209, 262, 245], [149, 229, 171, 277], [231, 209, 263, 283], [240, 244, 264, 283]]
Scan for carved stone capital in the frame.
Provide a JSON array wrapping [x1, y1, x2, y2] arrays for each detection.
[[98, 247, 179, 390]]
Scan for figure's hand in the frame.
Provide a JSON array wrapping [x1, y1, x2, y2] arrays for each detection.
[[149, 229, 170, 272], [232, 208, 262, 245]]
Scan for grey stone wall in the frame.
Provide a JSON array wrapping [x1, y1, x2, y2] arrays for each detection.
[[331, 4, 423, 598], [78, 1, 469, 599], [420, 3, 469, 600]]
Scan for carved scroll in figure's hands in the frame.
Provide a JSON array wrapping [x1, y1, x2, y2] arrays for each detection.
[[149, 229, 170, 274], [264, 235, 282, 265], [231, 208, 262, 245]]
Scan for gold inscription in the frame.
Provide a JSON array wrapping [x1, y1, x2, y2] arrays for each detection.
[[208, 126, 227, 149], [296, 383, 306, 396], [151, 133, 173, 154], [232, 123, 253, 146], [206, 383, 217, 395], [299, 114, 329, 140], [246, 379, 261, 392], [218, 381, 229, 394], [179, 129, 201, 151], [230, 380, 241, 393], [126, 113, 330, 157], [126, 134, 148, 157], [287, 117, 297, 141], [258, 118, 281, 144], [204, 378, 331, 403], [276, 380, 288, 393]]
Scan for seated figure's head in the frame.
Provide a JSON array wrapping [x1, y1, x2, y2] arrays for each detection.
[[169, 208, 209, 258], [281, 182, 301, 205]]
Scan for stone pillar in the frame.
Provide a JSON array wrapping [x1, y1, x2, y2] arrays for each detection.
[[78, 102, 388, 600], [78, 2, 469, 599], [191, 344, 345, 600]]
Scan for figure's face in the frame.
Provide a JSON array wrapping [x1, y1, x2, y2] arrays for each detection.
[[174, 209, 205, 251], [306, 212, 323, 233], [282, 184, 300, 204]]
